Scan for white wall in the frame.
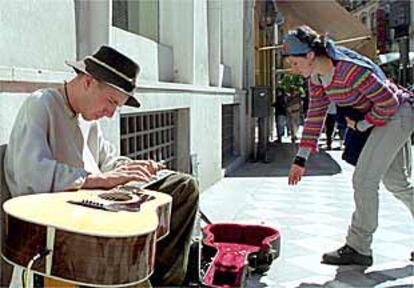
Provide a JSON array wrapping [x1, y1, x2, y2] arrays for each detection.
[[0, 0, 76, 70], [111, 27, 160, 82], [159, 0, 194, 84], [193, 0, 210, 86], [208, 0, 222, 87], [110, 27, 174, 83], [190, 95, 222, 188], [75, 0, 111, 59], [158, 45, 174, 82], [221, 0, 244, 89]]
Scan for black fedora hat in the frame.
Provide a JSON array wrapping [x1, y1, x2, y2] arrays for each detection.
[[66, 45, 141, 108]]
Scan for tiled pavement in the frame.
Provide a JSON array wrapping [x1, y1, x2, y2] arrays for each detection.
[[201, 142, 414, 288]]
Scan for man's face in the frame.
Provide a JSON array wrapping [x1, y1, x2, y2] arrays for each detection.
[[285, 53, 314, 78], [80, 75, 129, 121]]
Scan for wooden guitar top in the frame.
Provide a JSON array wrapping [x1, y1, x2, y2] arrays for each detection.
[[3, 189, 172, 237]]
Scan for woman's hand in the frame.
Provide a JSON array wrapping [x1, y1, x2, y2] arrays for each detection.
[[288, 164, 305, 185]]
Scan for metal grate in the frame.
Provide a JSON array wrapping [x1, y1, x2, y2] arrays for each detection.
[[222, 104, 237, 166], [120, 111, 177, 170]]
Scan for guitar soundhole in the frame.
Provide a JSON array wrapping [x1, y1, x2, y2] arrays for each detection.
[[99, 192, 133, 202]]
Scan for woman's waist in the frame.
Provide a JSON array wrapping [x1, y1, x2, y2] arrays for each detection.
[[335, 91, 410, 120], [335, 104, 370, 120], [397, 89, 414, 106]]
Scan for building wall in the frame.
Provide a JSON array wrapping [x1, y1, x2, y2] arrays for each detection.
[[0, 0, 76, 70], [411, 1, 414, 52], [75, 0, 111, 59], [350, 1, 378, 33], [159, 0, 194, 84], [0, 0, 252, 191], [208, 0, 222, 87], [222, 0, 245, 89]]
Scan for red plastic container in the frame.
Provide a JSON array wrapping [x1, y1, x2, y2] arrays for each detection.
[[202, 223, 280, 288]]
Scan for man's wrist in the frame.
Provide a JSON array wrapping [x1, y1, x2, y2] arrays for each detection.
[[83, 174, 103, 189]]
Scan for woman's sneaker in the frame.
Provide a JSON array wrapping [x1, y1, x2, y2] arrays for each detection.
[[321, 244, 373, 266]]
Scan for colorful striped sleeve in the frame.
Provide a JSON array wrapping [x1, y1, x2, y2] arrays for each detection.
[[348, 65, 399, 126], [299, 79, 330, 152]]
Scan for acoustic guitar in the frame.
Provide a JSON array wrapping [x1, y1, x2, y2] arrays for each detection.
[[1, 186, 172, 287]]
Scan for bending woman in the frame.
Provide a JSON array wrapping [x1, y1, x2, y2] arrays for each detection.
[[283, 25, 414, 266]]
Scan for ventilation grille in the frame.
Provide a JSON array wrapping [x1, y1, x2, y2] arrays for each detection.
[[120, 111, 177, 169]]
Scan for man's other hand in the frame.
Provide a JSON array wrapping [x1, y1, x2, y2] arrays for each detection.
[[83, 160, 165, 189], [119, 160, 165, 176]]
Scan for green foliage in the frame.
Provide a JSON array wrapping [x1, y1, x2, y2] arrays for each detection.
[[278, 74, 305, 95]]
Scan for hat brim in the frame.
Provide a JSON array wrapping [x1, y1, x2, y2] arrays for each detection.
[[65, 60, 141, 108]]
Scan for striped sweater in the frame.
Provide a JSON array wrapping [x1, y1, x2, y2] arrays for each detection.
[[300, 60, 406, 151]]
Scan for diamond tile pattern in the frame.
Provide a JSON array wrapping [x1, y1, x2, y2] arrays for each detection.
[[201, 144, 414, 287]]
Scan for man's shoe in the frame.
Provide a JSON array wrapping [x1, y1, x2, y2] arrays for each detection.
[[321, 244, 373, 266]]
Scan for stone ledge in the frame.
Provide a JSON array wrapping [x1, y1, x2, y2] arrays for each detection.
[[0, 66, 240, 96]]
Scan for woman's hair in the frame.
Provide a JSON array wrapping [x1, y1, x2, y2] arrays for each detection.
[[293, 25, 329, 57]]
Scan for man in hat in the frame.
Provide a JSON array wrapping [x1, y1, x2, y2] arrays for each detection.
[[3, 45, 199, 287]]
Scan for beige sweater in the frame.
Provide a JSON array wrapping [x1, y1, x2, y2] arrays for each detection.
[[4, 88, 129, 197]]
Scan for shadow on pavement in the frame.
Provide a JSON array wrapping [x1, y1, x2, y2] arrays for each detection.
[[295, 264, 414, 288], [228, 143, 342, 178]]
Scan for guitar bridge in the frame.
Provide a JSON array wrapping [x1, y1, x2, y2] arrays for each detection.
[[67, 199, 142, 212], [67, 200, 118, 212]]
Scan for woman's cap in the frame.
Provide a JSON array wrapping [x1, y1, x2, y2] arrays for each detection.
[[281, 31, 312, 56]]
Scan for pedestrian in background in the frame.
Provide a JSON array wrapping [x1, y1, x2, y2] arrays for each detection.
[[285, 85, 302, 143], [324, 101, 337, 150], [324, 102, 345, 150], [283, 25, 414, 266], [273, 88, 288, 143]]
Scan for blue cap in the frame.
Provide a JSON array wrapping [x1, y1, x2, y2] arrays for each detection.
[[281, 32, 312, 56]]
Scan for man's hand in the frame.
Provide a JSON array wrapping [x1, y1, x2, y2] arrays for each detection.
[[83, 170, 147, 190], [83, 160, 165, 189], [119, 160, 165, 176], [288, 164, 305, 186]]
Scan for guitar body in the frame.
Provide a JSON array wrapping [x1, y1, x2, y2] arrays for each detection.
[[1, 189, 172, 287]]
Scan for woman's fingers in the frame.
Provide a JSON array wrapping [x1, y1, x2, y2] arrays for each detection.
[[288, 164, 304, 186]]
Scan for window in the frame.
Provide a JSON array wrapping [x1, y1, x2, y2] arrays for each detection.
[[360, 12, 368, 28], [222, 104, 240, 167], [370, 11, 376, 32], [120, 111, 177, 169], [112, 0, 159, 42]]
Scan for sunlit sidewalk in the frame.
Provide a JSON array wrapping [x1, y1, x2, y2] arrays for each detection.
[[201, 143, 414, 288]]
